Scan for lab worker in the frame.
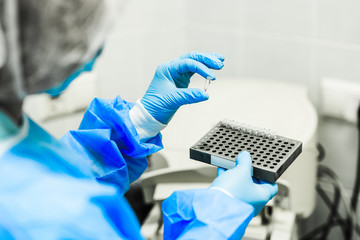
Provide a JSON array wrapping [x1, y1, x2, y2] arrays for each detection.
[[0, 0, 277, 239]]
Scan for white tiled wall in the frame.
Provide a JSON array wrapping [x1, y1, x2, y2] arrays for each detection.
[[95, 0, 187, 101], [239, 0, 314, 36], [235, 34, 312, 83], [318, 0, 360, 44], [97, 0, 360, 96], [94, 1, 360, 239]]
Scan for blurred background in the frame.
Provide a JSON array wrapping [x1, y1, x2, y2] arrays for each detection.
[[23, 0, 360, 239]]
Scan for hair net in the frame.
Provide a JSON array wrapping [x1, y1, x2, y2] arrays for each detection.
[[0, 0, 120, 122]]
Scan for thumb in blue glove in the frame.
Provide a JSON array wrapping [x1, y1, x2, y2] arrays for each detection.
[[141, 52, 225, 124], [210, 151, 278, 216]]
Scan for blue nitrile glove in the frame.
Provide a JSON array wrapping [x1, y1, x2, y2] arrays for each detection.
[[210, 151, 278, 216], [141, 52, 225, 124]]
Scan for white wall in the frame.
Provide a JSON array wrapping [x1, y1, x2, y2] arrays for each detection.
[[94, 0, 188, 101], [96, 0, 360, 99]]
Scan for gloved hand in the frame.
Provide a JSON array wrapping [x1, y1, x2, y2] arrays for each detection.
[[141, 52, 225, 124], [210, 151, 278, 216]]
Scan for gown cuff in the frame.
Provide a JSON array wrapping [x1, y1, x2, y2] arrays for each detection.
[[162, 188, 254, 240], [129, 99, 167, 142]]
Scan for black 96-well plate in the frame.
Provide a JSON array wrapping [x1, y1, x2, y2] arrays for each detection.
[[190, 121, 302, 183]]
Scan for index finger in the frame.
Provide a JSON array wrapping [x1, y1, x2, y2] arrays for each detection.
[[179, 52, 225, 72], [258, 179, 278, 198], [217, 167, 227, 176], [171, 58, 217, 81]]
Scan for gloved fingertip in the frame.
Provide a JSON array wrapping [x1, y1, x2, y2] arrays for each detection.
[[236, 151, 251, 164], [252, 177, 260, 184], [258, 178, 275, 185], [206, 58, 224, 70], [202, 91, 210, 100], [217, 167, 226, 176], [179, 88, 209, 105], [198, 93, 209, 102], [267, 185, 278, 199], [207, 72, 217, 81], [216, 61, 225, 69], [191, 88, 209, 99], [234, 151, 252, 175], [212, 53, 225, 62], [272, 183, 279, 196], [258, 180, 278, 197]]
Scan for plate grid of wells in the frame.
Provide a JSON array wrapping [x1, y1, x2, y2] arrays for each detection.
[[192, 124, 298, 171]]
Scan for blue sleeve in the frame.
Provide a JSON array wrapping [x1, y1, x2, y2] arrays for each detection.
[[0, 157, 144, 240], [162, 189, 254, 240], [60, 96, 163, 194]]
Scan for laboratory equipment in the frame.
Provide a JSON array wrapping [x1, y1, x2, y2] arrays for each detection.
[[140, 78, 318, 240], [190, 120, 302, 182]]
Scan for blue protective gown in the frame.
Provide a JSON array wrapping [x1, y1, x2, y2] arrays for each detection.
[[0, 96, 254, 239]]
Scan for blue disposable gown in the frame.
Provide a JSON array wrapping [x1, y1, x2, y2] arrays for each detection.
[[0, 96, 254, 239]]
